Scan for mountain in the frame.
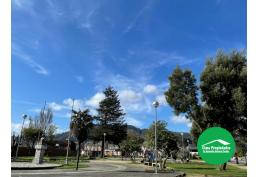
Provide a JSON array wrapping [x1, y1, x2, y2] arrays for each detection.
[[127, 125, 147, 136], [54, 124, 146, 141], [54, 125, 192, 143]]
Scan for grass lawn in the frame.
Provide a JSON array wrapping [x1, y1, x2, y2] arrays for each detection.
[[166, 162, 247, 177], [57, 162, 89, 169]]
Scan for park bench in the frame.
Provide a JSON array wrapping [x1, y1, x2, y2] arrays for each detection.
[[152, 162, 160, 168], [144, 161, 151, 166]]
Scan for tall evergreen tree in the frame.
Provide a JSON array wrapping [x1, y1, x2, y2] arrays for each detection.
[[96, 86, 127, 158]]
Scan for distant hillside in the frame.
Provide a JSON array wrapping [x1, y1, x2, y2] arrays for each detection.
[[54, 124, 191, 142], [55, 131, 69, 141], [54, 124, 146, 141], [127, 125, 147, 136]]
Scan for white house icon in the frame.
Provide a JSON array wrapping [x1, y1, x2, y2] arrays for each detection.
[[202, 139, 230, 147]]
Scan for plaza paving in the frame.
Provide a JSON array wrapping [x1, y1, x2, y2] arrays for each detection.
[[11, 162, 62, 169], [11, 160, 185, 177]]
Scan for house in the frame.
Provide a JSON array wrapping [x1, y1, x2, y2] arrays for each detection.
[[81, 140, 121, 157]]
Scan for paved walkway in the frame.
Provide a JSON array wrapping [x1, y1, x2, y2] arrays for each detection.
[[11, 162, 62, 169], [12, 160, 185, 177]]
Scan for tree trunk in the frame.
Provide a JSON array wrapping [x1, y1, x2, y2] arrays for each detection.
[[236, 156, 239, 164], [161, 156, 169, 169], [220, 163, 227, 171], [76, 143, 81, 170], [101, 139, 104, 158]]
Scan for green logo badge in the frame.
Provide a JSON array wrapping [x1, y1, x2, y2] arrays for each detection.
[[197, 127, 235, 164]]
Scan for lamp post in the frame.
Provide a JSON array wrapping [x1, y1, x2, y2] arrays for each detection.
[[186, 139, 190, 162], [180, 132, 184, 148], [14, 114, 27, 161], [152, 101, 159, 174], [181, 132, 184, 161], [180, 132, 184, 149], [103, 133, 106, 157]]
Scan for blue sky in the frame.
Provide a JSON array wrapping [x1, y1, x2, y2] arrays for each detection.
[[11, 0, 246, 134]]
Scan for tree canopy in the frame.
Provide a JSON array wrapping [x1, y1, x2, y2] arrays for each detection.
[[94, 86, 127, 157], [144, 120, 178, 168], [70, 109, 93, 170], [165, 50, 246, 142], [165, 50, 247, 170], [119, 131, 144, 159]]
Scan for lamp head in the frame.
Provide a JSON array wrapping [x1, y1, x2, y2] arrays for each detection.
[[152, 101, 159, 108]]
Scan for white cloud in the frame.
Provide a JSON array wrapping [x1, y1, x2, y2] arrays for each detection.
[[23, 55, 49, 75], [123, 0, 154, 33], [85, 92, 105, 108], [171, 115, 192, 128], [53, 111, 72, 119], [12, 45, 49, 75], [156, 95, 167, 106], [13, 0, 24, 8], [13, 0, 35, 13], [11, 120, 30, 135], [30, 95, 102, 118], [90, 109, 98, 116], [79, 6, 99, 33], [63, 98, 74, 107], [118, 89, 153, 113], [63, 98, 86, 110], [48, 102, 67, 111], [93, 73, 155, 113], [30, 108, 41, 113], [75, 75, 84, 83], [125, 117, 143, 128], [11, 123, 22, 135], [143, 84, 157, 94], [12, 99, 38, 105], [129, 49, 198, 76], [119, 90, 142, 104], [55, 126, 68, 134]]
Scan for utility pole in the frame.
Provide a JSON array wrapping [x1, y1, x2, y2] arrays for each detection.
[[65, 99, 74, 164], [14, 114, 27, 161]]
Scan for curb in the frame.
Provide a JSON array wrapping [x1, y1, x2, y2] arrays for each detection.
[[11, 163, 63, 170]]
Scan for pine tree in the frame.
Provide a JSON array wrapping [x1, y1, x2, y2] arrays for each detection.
[[96, 86, 127, 158]]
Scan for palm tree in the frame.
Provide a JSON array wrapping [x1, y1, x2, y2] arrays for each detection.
[[70, 109, 93, 170]]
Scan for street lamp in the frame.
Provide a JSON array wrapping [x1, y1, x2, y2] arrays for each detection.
[[180, 132, 184, 148], [14, 114, 27, 161], [103, 133, 106, 157], [152, 101, 159, 174], [186, 139, 190, 162], [180, 132, 185, 162]]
